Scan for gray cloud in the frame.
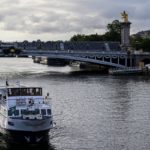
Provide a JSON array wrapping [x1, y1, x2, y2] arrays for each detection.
[[0, 0, 149, 41]]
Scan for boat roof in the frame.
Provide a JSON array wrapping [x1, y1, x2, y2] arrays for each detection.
[[0, 86, 43, 97], [0, 85, 42, 89], [0, 86, 42, 93]]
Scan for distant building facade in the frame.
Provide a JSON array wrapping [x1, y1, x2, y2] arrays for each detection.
[[133, 30, 150, 39]]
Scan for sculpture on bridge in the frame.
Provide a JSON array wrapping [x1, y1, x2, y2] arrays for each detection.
[[121, 11, 128, 23]]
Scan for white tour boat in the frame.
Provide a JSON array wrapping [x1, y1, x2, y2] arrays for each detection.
[[0, 82, 53, 144]]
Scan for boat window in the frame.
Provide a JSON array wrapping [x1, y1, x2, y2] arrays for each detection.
[[35, 109, 40, 114], [47, 109, 51, 115], [8, 110, 13, 116], [8, 89, 12, 96], [41, 109, 46, 115], [14, 110, 19, 116], [21, 109, 40, 115], [21, 110, 28, 115], [30, 110, 37, 115], [8, 109, 19, 116]]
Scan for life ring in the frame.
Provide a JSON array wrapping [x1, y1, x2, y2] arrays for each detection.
[[28, 99, 34, 105]]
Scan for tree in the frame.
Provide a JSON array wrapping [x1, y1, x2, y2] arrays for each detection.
[[70, 20, 121, 42], [131, 36, 150, 52], [141, 38, 150, 52], [130, 36, 143, 50], [70, 34, 86, 41], [104, 20, 121, 42]]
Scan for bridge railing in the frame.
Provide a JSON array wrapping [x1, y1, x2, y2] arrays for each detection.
[[22, 49, 127, 55]]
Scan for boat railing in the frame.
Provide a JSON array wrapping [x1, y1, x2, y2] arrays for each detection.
[[44, 98, 52, 105], [0, 99, 7, 106]]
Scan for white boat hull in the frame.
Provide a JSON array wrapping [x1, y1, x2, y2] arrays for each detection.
[[0, 85, 53, 144], [0, 114, 52, 144]]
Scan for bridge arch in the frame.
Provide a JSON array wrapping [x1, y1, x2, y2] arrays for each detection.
[[40, 54, 127, 69]]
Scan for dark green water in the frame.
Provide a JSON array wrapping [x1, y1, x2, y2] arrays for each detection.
[[0, 58, 150, 150]]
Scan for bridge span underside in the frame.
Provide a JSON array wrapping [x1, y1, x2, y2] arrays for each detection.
[[34, 54, 133, 69]]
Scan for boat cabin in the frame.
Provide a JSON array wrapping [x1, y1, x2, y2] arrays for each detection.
[[0, 87, 52, 119]]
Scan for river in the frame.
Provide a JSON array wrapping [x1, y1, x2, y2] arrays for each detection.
[[0, 58, 150, 150]]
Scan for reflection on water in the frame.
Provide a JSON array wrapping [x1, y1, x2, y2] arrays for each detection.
[[0, 132, 55, 150], [0, 142, 55, 150], [0, 58, 72, 80]]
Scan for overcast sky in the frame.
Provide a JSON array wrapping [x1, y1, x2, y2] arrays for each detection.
[[0, 0, 149, 41]]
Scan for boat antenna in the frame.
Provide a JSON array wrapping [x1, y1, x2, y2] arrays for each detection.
[[6, 79, 9, 86]]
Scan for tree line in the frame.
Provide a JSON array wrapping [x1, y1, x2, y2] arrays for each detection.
[[70, 20, 150, 52]]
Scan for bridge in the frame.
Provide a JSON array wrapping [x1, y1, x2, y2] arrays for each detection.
[[0, 13, 149, 72], [0, 41, 150, 70], [31, 51, 128, 69], [20, 50, 150, 69]]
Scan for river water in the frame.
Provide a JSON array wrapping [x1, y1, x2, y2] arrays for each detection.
[[0, 58, 150, 150]]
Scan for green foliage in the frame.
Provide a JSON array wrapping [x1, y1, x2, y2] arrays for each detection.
[[105, 20, 121, 42], [70, 20, 121, 42], [107, 20, 121, 34], [70, 34, 105, 41], [130, 36, 143, 50], [70, 34, 85, 41], [141, 38, 150, 52], [70, 20, 150, 52], [131, 37, 150, 52]]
